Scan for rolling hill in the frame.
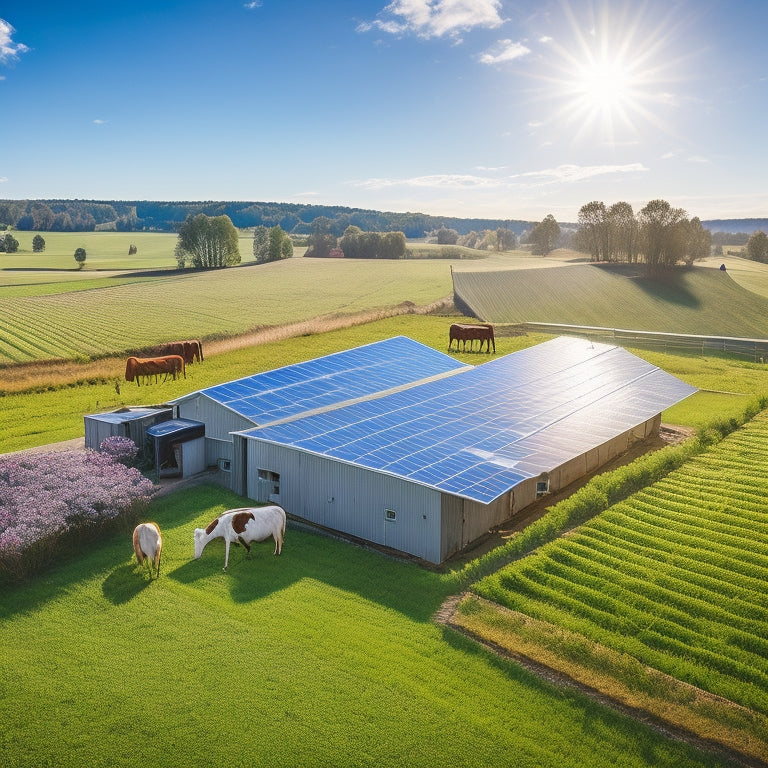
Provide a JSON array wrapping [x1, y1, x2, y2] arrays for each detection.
[[452, 263, 768, 338]]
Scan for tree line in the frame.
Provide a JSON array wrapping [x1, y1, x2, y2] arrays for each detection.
[[0, 198, 534, 238]]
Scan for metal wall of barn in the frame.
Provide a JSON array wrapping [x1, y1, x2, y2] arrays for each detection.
[[244, 441, 443, 563]]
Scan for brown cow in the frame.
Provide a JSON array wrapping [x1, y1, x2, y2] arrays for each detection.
[[152, 340, 203, 365], [448, 323, 496, 353], [125, 355, 186, 385]]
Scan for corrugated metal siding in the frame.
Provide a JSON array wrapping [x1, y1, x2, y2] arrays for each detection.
[[245, 442, 442, 563], [177, 396, 254, 442]]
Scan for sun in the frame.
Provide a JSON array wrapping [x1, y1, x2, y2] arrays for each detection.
[[531, 0, 685, 146], [573, 58, 635, 112]]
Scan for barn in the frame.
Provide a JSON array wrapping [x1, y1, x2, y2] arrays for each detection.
[[227, 336, 696, 563]]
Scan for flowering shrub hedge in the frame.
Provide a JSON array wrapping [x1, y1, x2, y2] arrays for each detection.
[[0, 449, 156, 582], [100, 435, 139, 466]]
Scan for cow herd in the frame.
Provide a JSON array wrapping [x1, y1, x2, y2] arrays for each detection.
[[124, 339, 204, 385]]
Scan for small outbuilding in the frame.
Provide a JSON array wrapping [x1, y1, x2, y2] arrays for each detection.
[[84, 406, 172, 453], [145, 418, 206, 478]]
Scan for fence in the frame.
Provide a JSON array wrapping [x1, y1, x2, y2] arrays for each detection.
[[517, 323, 768, 363]]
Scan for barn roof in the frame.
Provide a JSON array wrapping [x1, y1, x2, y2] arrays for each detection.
[[170, 336, 469, 425], [239, 336, 697, 504]]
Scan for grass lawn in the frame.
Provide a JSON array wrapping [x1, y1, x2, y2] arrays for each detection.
[[0, 485, 731, 768]]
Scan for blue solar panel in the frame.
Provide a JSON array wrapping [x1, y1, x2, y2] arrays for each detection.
[[241, 337, 697, 504], [175, 336, 469, 425]]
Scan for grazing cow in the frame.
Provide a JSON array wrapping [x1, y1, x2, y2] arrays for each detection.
[[125, 355, 186, 385], [153, 340, 204, 365], [133, 522, 163, 579], [193, 506, 286, 571], [448, 323, 496, 353]]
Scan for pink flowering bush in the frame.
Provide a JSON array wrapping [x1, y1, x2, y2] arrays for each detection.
[[0, 449, 156, 582], [100, 435, 139, 466]]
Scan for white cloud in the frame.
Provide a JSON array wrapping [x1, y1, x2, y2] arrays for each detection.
[[93, 119, 107, 125], [478, 39, 530, 65], [353, 163, 648, 194], [354, 173, 502, 190], [0, 18, 29, 63], [687, 155, 709, 164], [359, 0, 504, 40], [517, 163, 648, 185], [244, 1, 262, 8], [0, 176, 8, 184]]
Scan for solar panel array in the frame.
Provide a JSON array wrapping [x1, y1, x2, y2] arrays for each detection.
[[190, 336, 469, 425], [241, 337, 697, 504]]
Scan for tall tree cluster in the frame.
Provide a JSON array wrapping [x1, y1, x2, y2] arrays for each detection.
[[253, 225, 293, 263], [176, 214, 240, 268], [338, 226, 407, 259], [575, 199, 711, 271]]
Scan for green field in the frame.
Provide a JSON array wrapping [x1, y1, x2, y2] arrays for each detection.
[[0, 254, 458, 364], [0, 484, 734, 768], [452, 263, 768, 337], [464, 410, 768, 759]]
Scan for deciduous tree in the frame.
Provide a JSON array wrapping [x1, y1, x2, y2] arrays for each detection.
[[177, 213, 240, 268], [529, 214, 560, 255], [32, 234, 46, 252], [74, 247, 86, 268], [746, 230, 768, 262]]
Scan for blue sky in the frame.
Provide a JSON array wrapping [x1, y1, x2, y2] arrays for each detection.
[[1, 0, 766, 221]]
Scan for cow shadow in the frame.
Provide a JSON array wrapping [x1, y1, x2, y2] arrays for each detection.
[[101, 563, 154, 604]]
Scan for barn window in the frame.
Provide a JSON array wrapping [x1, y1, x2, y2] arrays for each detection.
[[257, 469, 280, 497], [536, 477, 550, 498], [385, 508, 397, 522]]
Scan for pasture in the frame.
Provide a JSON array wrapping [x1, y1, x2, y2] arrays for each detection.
[[0, 484, 735, 768], [0, 252, 457, 364]]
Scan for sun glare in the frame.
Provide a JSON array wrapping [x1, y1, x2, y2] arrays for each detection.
[[531, 1, 687, 146]]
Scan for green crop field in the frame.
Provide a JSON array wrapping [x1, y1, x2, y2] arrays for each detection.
[[0, 256, 458, 364], [0, 484, 734, 768], [468, 411, 768, 757], [453, 262, 768, 338]]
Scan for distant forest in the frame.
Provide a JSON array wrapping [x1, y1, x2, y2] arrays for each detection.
[[0, 199, 765, 239], [0, 199, 536, 238]]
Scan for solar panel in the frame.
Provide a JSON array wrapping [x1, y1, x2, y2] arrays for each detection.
[[241, 337, 697, 504], [175, 336, 469, 425]]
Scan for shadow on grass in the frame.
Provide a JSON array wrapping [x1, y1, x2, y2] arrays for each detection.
[[2, 483, 454, 624], [168, 519, 454, 623], [101, 563, 153, 604]]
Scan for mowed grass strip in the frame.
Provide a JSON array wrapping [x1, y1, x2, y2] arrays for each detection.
[[453, 263, 768, 337], [470, 411, 768, 757], [0, 484, 731, 768]]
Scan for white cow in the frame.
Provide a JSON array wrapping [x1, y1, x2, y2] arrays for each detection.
[[133, 522, 163, 579], [193, 506, 286, 571]]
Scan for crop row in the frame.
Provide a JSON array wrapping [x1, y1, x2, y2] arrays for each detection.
[[475, 410, 768, 714]]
